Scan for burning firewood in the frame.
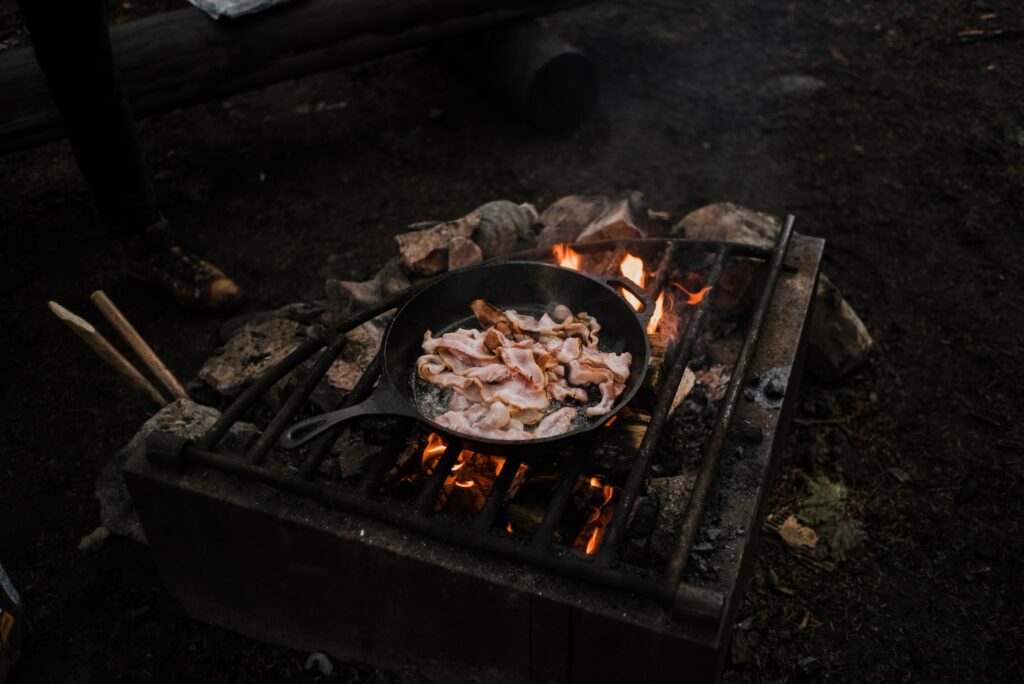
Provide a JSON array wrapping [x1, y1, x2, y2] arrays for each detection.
[[674, 202, 874, 379]]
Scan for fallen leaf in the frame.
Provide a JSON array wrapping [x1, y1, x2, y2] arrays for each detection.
[[887, 466, 910, 483], [777, 514, 819, 550]]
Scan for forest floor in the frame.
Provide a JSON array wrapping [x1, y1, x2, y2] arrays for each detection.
[[1, 0, 1022, 681]]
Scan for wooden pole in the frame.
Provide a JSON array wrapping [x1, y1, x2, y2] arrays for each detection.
[[48, 301, 168, 407], [90, 290, 189, 400], [0, 0, 584, 154]]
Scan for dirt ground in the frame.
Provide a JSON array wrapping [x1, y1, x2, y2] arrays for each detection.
[[1, 0, 1022, 681]]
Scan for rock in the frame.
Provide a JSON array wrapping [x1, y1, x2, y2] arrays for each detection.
[[537, 194, 612, 248], [77, 525, 110, 553], [395, 212, 480, 276], [304, 313, 390, 410], [199, 319, 317, 396], [447, 235, 484, 270], [807, 275, 874, 380], [377, 257, 415, 296], [473, 200, 539, 257], [797, 655, 822, 678], [674, 202, 873, 378], [648, 473, 697, 563], [322, 257, 429, 329], [646, 208, 673, 237], [672, 202, 782, 246], [627, 492, 660, 539], [760, 74, 826, 100], [695, 364, 731, 402], [97, 399, 259, 544], [576, 190, 648, 243], [219, 300, 325, 342], [304, 652, 334, 677], [323, 277, 385, 329]]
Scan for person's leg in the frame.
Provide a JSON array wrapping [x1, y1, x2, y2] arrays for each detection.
[[19, 0, 243, 310], [20, 0, 158, 238]]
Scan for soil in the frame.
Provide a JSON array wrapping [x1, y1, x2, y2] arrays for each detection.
[[1, 0, 1022, 682]]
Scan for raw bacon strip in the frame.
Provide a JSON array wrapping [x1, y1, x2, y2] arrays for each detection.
[[497, 347, 545, 387], [578, 346, 631, 383], [554, 337, 583, 364], [435, 407, 533, 440], [548, 379, 589, 404], [479, 374, 549, 411], [471, 299, 514, 334], [567, 359, 615, 387], [585, 381, 626, 418], [534, 407, 579, 438], [416, 300, 634, 441]]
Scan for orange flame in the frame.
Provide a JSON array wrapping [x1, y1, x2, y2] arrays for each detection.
[[619, 253, 646, 309], [421, 432, 447, 466], [673, 283, 713, 305], [579, 476, 616, 555], [646, 291, 665, 334], [553, 244, 582, 270]]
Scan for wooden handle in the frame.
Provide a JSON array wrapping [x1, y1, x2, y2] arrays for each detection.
[[48, 301, 168, 407], [90, 290, 189, 400]]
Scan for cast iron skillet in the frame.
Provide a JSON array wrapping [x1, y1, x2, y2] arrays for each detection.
[[279, 261, 652, 453]]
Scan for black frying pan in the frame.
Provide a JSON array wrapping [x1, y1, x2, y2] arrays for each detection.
[[279, 261, 652, 454]]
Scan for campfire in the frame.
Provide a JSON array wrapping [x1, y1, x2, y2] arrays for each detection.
[[383, 242, 718, 554], [123, 197, 831, 683]]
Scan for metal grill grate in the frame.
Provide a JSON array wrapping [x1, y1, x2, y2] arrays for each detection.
[[147, 216, 795, 619]]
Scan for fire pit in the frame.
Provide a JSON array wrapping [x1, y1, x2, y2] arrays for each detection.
[[124, 216, 823, 682]]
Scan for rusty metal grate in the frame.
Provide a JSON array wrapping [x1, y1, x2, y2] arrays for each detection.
[[146, 216, 796, 619]]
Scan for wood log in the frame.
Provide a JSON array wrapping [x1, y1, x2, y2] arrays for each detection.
[[439, 22, 597, 131], [48, 301, 168, 407], [0, 0, 582, 155], [90, 290, 189, 400]]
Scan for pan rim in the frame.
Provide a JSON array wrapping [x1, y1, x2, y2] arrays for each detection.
[[380, 260, 652, 448]]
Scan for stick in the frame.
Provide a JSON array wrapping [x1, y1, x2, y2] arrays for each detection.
[[48, 301, 168, 407], [90, 290, 189, 400]]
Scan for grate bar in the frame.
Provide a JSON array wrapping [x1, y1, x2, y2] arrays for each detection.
[[247, 333, 350, 465], [198, 336, 327, 450], [473, 456, 522, 533], [414, 438, 463, 514], [531, 441, 589, 549], [299, 350, 385, 479], [358, 419, 416, 496], [503, 238, 776, 263], [593, 246, 729, 565], [662, 215, 796, 590], [166, 442, 686, 601], [175, 235, 797, 608], [199, 284, 422, 451]]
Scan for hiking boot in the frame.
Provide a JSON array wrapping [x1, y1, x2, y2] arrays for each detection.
[[122, 218, 243, 312]]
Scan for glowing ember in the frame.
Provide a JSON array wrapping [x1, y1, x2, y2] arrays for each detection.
[[646, 291, 665, 334], [421, 432, 446, 465], [673, 283, 713, 305], [619, 253, 646, 309], [552, 244, 582, 270], [574, 476, 616, 556]]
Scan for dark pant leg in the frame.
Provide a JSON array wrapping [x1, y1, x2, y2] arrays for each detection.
[[19, 0, 159, 238]]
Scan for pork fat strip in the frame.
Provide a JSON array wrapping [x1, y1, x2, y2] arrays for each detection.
[[417, 300, 633, 440]]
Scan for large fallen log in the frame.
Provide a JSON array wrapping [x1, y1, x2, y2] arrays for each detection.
[[0, 0, 581, 155]]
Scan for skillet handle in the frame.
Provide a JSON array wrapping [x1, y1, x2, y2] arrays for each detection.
[[593, 275, 655, 324], [279, 382, 418, 449]]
